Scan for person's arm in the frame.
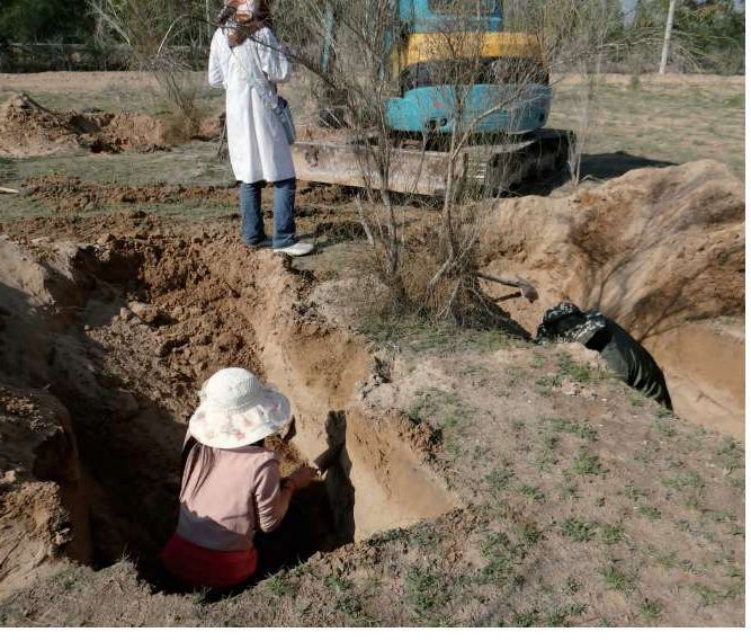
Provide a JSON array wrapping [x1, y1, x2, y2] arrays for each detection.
[[208, 30, 226, 88], [255, 28, 292, 84], [254, 459, 319, 533], [254, 458, 293, 533]]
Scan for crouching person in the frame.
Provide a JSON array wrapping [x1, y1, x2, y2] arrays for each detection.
[[536, 302, 673, 410], [161, 367, 318, 589]]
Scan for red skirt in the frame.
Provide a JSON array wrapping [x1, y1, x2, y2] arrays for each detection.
[[161, 533, 258, 589]]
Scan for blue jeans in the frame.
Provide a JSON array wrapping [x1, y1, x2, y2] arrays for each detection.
[[239, 177, 296, 249]]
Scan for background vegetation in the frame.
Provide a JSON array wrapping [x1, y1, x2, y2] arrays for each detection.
[[0, 1, 744, 74]]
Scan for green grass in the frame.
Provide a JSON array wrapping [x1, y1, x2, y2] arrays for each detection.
[[565, 578, 582, 595], [639, 598, 662, 623], [535, 438, 559, 472], [324, 573, 379, 625], [359, 314, 522, 356], [561, 518, 597, 542], [545, 603, 587, 626], [49, 569, 82, 593], [548, 418, 598, 442], [663, 470, 705, 492], [600, 524, 625, 545], [408, 522, 441, 550], [556, 354, 595, 384], [324, 573, 354, 593], [600, 566, 636, 594], [638, 505, 662, 521], [479, 531, 521, 583], [517, 523, 543, 546], [404, 567, 449, 619], [517, 485, 545, 501], [569, 448, 607, 476], [624, 482, 647, 501], [407, 387, 475, 433], [485, 464, 515, 493], [653, 420, 677, 437], [266, 572, 297, 597], [689, 583, 742, 608], [717, 438, 744, 474], [512, 610, 539, 627]]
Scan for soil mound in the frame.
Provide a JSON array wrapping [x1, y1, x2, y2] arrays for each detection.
[[0, 239, 96, 598], [0, 94, 170, 157], [479, 160, 744, 435]]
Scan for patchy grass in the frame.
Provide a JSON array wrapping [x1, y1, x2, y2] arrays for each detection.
[[569, 448, 607, 476], [517, 485, 545, 502], [717, 438, 744, 474], [639, 598, 663, 623], [512, 610, 539, 627], [561, 518, 597, 543], [550, 74, 744, 177], [407, 387, 476, 434], [545, 603, 587, 626], [600, 524, 625, 546], [485, 463, 516, 494], [265, 572, 297, 597], [638, 505, 663, 521], [555, 354, 595, 384], [403, 567, 450, 623], [547, 418, 598, 442], [653, 420, 677, 438], [359, 314, 523, 356], [663, 470, 705, 492], [600, 566, 636, 594]]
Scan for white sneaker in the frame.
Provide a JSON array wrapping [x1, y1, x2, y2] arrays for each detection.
[[273, 242, 315, 257]]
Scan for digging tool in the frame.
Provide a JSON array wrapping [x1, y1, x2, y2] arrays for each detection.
[[476, 272, 539, 303]]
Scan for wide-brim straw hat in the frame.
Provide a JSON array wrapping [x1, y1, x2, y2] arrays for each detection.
[[188, 367, 291, 449]]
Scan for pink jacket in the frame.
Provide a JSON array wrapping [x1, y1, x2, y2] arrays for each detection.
[[176, 441, 291, 551]]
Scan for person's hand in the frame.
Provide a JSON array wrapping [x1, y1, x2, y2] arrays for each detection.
[[287, 466, 318, 491]]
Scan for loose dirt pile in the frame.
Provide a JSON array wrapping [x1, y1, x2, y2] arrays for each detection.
[[0, 94, 191, 157], [478, 160, 744, 436], [0, 386, 90, 601]]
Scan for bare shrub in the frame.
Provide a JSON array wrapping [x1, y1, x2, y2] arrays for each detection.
[[88, 0, 207, 136], [267, 0, 628, 324]]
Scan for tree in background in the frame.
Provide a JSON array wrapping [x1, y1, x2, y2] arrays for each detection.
[[630, 0, 744, 72], [0, 0, 93, 43]]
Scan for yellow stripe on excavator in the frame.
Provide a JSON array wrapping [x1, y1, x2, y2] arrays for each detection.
[[393, 32, 543, 75]]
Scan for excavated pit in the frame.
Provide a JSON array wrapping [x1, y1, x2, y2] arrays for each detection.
[[0, 230, 455, 591]]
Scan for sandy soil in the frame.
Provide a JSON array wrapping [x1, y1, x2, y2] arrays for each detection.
[[0, 211, 744, 625], [0, 73, 744, 627]]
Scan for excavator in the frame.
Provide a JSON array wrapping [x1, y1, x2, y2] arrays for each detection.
[[291, 0, 572, 198]]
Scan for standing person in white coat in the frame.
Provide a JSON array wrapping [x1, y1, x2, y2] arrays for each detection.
[[209, 1, 313, 257]]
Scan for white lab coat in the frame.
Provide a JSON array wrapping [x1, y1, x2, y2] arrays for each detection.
[[208, 27, 296, 184]]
